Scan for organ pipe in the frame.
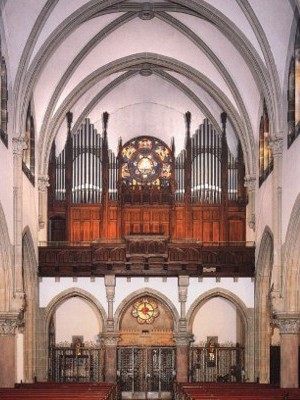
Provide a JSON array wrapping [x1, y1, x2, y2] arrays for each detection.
[[55, 117, 103, 204], [175, 114, 240, 205], [55, 112, 242, 207]]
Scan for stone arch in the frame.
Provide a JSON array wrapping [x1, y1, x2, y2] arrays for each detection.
[[255, 226, 274, 383], [44, 287, 107, 331], [0, 202, 13, 312], [186, 287, 254, 381], [114, 287, 180, 333], [22, 227, 38, 382], [283, 193, 300, 311], [38, 287, 107, 381]]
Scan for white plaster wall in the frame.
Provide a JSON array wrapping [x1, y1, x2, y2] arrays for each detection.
[[191, 297, 239, 344], [39, 277, 106, 308], [55, 297, 101, 344], [40, 277, 253, 322], [114, 277, 179, 312], [187, 277, 254, 311]]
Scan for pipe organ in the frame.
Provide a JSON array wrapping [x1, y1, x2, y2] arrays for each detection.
[[48, 111, 246, 244]]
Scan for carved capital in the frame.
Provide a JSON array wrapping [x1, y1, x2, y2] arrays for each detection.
[[274, 314, 300, 334], [269, 134, 283, 156], [178, 275, 189, 287], [248, 213, 255, 231], [12, 137, 27, 156], [105, 275, 116, 300], [173, 332, 193, 346], [38, 175, 50, 191], [244, 175, 256, 191], [0, 316, 19, 335], [102, 333, 119, 346]]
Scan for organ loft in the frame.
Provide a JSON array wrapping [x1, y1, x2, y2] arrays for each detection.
[[44, 111, 253, 277]]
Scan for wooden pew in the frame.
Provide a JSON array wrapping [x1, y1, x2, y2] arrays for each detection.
[[0, 382, 119, 400]]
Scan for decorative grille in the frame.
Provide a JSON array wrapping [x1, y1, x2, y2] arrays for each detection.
[[117, 346, 175, 396], [49, 346, 104, 382], [189, 346, 245, 382]]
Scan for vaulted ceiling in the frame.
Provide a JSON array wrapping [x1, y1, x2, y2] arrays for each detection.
[[1, 0, 296, 175]]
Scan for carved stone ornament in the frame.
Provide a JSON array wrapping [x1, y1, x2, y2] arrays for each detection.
[[38, 175, 50, 191], [244, 175, 256, 190], [275, 318, 300, 334], [173, 332, 193, 346], [248, 213, 255, 231], [139, 3, 154, 20], [12, 136, 27, 156], [103, 333, 120, 346], [269, 135, 283, 156], [0, 318, 18, 335]]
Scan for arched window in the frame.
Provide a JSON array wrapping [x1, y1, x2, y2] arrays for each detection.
[[0, 48, 8, 147], [288, 19, 300, 147], [22, 101, 35, 185], [259, 100, 273, 186]]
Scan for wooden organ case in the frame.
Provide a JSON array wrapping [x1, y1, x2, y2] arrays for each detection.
[[42, 111, 254, 278]]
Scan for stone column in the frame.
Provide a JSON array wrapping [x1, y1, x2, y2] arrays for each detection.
[[173, 334, 191, 382], [269, 135, 283, 298], [103, 334, 119, 383], [104, 275, 118, 382], [175, 276, 191, 382], [12, 137, 26, 306], [178, 276, 189, 332], [38, 175, 49, 242], [244, 175, 256, 234], [105, 275, 116, 332], [276, 315, 300, 388], [0, 316, 19, 387]]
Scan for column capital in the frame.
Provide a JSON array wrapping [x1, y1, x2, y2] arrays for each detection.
[[269, 134, 283, 156], [173, 332, 193, 346], [38, 175, 50, 191], [178, 275, 189, 287], [12, 136, 27, 156], [0, 315, 19, 336], [274, 313, 300, 334], [105, 274, 116, 287], [105, 275, 116, 300], [244, 175, 256, 190], [102, 332, 120, 346]]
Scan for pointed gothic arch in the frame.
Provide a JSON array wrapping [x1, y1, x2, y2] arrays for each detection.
[[255, 226, 274, 383], [44, 287, 107, 331], [186, 287, 254, 382], [114, 287, 180, 333], [22, 226, 38, 382]]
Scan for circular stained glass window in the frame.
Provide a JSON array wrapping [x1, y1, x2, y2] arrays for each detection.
[[120, 136, 172, 186], [131, 298, 160, 324]]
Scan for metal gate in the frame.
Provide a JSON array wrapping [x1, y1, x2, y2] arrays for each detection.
[[117, 346, 176, 399], [49, 346, 104, 382], [189, 346, 245, 383]]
